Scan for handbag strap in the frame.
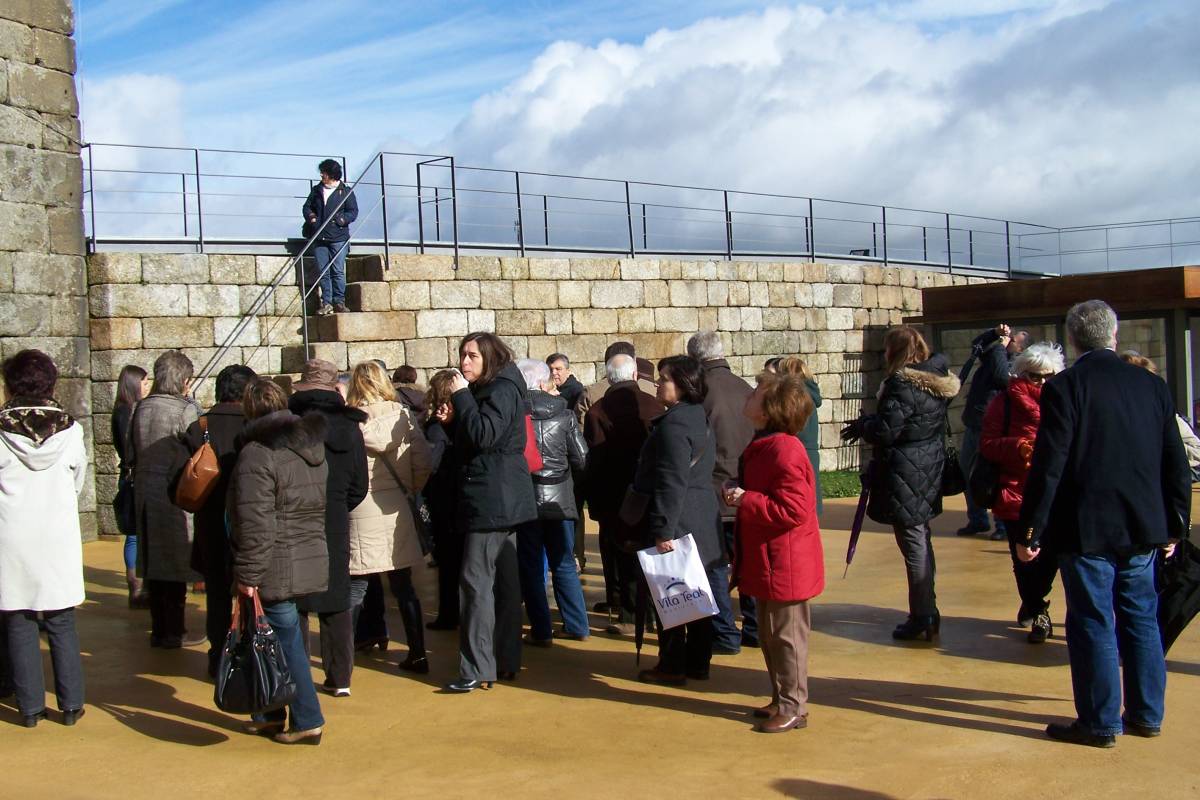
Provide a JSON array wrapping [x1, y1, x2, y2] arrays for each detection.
[[199, 415, 209, 443], [691, 428, 712, 470], [378, 451, 414, 501]]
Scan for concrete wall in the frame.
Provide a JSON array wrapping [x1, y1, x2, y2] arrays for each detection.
[[0, 2, 93, 535]]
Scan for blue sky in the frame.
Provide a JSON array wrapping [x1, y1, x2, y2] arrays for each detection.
[[74, 1, 1200, 227]]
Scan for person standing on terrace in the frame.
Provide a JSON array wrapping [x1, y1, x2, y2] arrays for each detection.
[[302, 158, 359, 317]]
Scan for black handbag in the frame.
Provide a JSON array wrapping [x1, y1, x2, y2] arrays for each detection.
[[968, 393, 1012, 509], [112, 470, 136, 536], [940, 414, 966, 498], [214, 593, 296, 715], [1158, 539, 1200, 655], [380, 454, 434, 556]]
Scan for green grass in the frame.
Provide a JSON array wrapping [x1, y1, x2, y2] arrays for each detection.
[[821, 470, 862, 498]]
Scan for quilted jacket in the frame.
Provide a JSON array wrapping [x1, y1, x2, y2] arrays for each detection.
[[978, 377, 1042, 522], [861, 355, 961, 528]]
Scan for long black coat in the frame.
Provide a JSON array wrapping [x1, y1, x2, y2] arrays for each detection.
[[528, 390, 587, 521], [450, 362, 538, 533], [423, 418, 458, 544], [289, 389, 368, 613], [632, 401, 722, 570], [583, 381, 664, 519], [185, 402, 248, 580], [961, 330, 1012, 430], [1018, 348, 1191, 555], [861, 356, 961, 528]]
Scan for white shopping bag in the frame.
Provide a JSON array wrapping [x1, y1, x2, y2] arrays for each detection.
[[637, 534, 719, 630]]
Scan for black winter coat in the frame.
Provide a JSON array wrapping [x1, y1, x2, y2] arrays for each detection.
[[961, 330, 1012, 430], [528, 391, 587, 521], [301, 181, 359, 243], [185, 402, 248, 579], [288, 389, 368, 613], [861, 356, 961, 528], [632, 401, 723, 570], [451, 363, 538, 532], [557, 375, 585, 411]]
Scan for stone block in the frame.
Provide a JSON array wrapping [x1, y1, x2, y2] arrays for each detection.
[[0, 198, 47, 251], [0, 253, 11, 291], [643, 280, 668, 307], [861, 285, 878, 307], [87, 252, 140, 284], [717, 307, 741, 332], [783, 264, 807, 283], [40, 114, 81, 156], [280, 341, 346, 373], [768, 283, 794, 307], [544, 309, 572, 335], [0, 103, 43, 148], [141, 253, 209, 284], [208, 254, 256, 284], [706, 281, 728, 307], [56, 376, 89, 419], [833, 284, 863, 307], [503, 335, 529, 358], [417, 309, 467, 338], [716, 262, 739, 280], [620, 258, 660, 280], [271, 285, 301, 316], [480, 281, 514, 310], [468, 310, 495, 332], [804, 263, 828, 282], [617, 308, 655, 333], [89, 318, 140, 350], [728, 282, 749, 307], [495, 310, 544, 336], [794, 283, 813, 307], [0, 18, 34, 63], [322, 311, 417, 342], [345, 256, 384, 283], [630, 332, 687, 361], [345, 281, 392, 312], [811, 283, 833, 307], [827, 307, 855, 330], [88, 283, 188, 318], [762, 308, 789, 330], [347, 340, 404, 370], [389, 254, 456, 280], [255, 256, 291, 285], [6, 61, 76, 115], [430, 280, 480, 309], [0, 143, 80, 205], [10, 252, 84, 295], [390, 281, 431, 310], [899, 269, 918, 288], [730, 332, 753, 356], [237, 284, 265, 315], [188, 284, 239, 317], [528, 258, 570, 279], [668, 280, 707, 307], [142, 317, 214, 349], [798, 330, 818, 354], [214, 317, 260, 348], [454, 256, 501, 280], [658, 260, 682, 280], [902, 287, 922, 311], [592, 280, 642, 308], [94, 443, 119, 476], [47, 206, 83, 257], [500, 257, 529, 280], [403, 338, 450, 368], [739, 307, 763, 332], [527, 335, 557, 361], [804, 308, 827, 329], [875, 285, 903, 309], [698, 308, 718, 332], [818, 331, 846, 353], [752, 331, 799, 356], [735, 263, 756, 281], [654, 307, 699, 332], [513, 281, 558, 309], [828, 264, 863, 284], [757, 263, 784, 282], [570, 258, 619, 280], [90, 348, 157, 381], [862, 265, 885, 285], [0, 334, 87, 376], [749, 282, 769, 307], [554, 334, 609, 362], [680, 260, 718, 280], [259, 317, 303, 347], [1, 1, 74, 34], [556, 280, 591, 308]]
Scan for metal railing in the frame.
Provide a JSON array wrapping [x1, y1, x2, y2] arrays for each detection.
[[83, 142, 1196, 278]]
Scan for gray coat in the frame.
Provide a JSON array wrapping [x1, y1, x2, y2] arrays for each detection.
[[129, 394, 200, 582], [528, 391, 587, 520]]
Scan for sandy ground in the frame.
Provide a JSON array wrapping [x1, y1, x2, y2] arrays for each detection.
[[2, 494, 1197, 799]]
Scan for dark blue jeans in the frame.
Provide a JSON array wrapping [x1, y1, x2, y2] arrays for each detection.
[[313, 241, 348, 306], [1057, 551, 1165, 735], [517, 519, 589, 639], [708, 563, 741, 651], [251, 600, 324, 731], [4, 608, 83, 716]]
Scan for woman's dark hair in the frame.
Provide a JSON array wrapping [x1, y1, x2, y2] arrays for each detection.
[[318, 158, 342, 180], [425, 369, 459, 422], [763, 356, 782, 372], [657, 355, 706, 404], [242, 378, 288, 420], [2, 349, 58, 399], [459, 331, 514, 386], [393, 365, 418, 385], [215, 364, 257, 403], [115, 364, 148, 408]]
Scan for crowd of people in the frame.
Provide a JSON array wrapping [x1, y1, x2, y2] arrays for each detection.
[[0, 299, 1193, 749]]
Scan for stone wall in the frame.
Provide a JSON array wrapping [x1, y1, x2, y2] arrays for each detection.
[[87, 251, 991, 536], [0, 3, 92, 534]]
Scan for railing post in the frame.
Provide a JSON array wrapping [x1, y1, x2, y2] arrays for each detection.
[[194, 148, 204, 253], [881, 206, 888, 263], [181, 173, 188, 237], [416, 162, 425, 254], [449, 156, 460, 270], [871, 223, 877, 258], [624, 181, 635, 257], [968, 229, 974, 266], [945, 213, 952, 270], [1005, 220, 1012, 278], [642, 203, 648, 250], [379, 155, 390, 267], [299, 252, 310, 359], [723, 190, 733, 260], [514, 171, 525, 257], [85, 144, 96, 252], [808, 197, 815, 262], [922, 226, 928, 262], [543, 195, 549, 247], [434, 186, 441, 240]]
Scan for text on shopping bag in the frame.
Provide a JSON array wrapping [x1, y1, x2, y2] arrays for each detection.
[[637, 533, 719, 630]]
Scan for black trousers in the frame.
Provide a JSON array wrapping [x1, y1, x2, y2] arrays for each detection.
[[351, 570, 427, 659], [596, 520, 640, 622], [433, 524, 463, 625], [657, 616, 714, 676], [300, 608, 354, 689], [1006, 535, 1059, 616], [354, 573, 388, 644], [147, 579, 187, 642]]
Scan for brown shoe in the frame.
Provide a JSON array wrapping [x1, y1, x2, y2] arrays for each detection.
[[273, 726, 323, 745], [605, 622, 633, 636], [637, 668, 687, 686], [552, 630, 589, 641], [758, 713, 808, 733], [753, 703, 779, 719], [242, 720, 285, 737]]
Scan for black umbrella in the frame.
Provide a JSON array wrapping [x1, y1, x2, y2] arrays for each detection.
[[844, 461, 874, 578], [1159, 539, 1200, 654], [635, 576, 647, 665]]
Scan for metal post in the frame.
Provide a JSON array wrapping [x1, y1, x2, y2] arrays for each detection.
[[194, 149, 204, 253], [871, 223, 877, 258], [85, 145, 97, 252], [434, 186, 441, 240], [299, 254, 310, 359], [449, 157, 460, 270], [968, 229, 974, 265], [945, 213, 952, 269], [379, 155, 390, 267], [922, 226, 928, 262], [808, 198, 815, 262], [515, 171, 525, 257], [1005, 220, 1012, 277], [181, 173, 188, 237], [641, 203, 648, 250], [624, 181, 635, 257], [416, 162, 425, 254], [723, 190, 733, 260], [881, 206, 888, 263], [543, 195, 549, 247]]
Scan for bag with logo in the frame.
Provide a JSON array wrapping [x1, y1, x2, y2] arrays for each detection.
[[636, 533, 718, 631]]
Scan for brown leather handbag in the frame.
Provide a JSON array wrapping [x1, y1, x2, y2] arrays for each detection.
[[175, 416, 220, 512]]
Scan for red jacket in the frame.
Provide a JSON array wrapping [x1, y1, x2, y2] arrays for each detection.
[[733, 432, 824, 602], [979, 377, 1042, 522]]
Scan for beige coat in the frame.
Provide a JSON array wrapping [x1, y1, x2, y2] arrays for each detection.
[[348, 401, 434, 574]]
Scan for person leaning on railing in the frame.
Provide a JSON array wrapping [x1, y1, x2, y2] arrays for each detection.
[[302, 158, 359, 317]]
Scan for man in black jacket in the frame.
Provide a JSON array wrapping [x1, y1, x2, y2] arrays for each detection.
[[301, 159, 359, 316], [1017, 300, 1190, 748], [958, 324, 1028, 539]]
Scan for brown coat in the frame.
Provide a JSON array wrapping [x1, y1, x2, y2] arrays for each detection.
[[348, 401, 434, 574], [700, 359, 754, 521], [583, 381, 664, 520], [576, 376, 658, 426], [230, 411, 330, 603]]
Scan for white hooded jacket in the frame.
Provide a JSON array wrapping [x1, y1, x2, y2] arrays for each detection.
[[0, 410, 87, 611]]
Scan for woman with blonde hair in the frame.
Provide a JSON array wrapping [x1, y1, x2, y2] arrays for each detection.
[[346, 361, 435, 674]]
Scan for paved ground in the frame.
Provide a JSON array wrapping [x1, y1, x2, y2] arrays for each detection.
[[3, 495, 1198, 799]]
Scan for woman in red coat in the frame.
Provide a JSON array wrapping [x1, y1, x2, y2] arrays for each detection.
[[726, 371, 822, 734], [979, 342, 1065, 644]]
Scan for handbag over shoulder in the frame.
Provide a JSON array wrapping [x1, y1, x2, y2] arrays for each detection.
[[176, 416, 220, 512]]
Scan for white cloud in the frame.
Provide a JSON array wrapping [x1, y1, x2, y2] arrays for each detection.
[[441, 0, 1200, 229], [78, 73, 186, 152]]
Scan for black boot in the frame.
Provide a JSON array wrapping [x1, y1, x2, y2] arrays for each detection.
[[893, 613, 939, 642]]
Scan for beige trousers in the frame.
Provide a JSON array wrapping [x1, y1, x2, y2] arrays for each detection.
[[758, 598, 811, 717]]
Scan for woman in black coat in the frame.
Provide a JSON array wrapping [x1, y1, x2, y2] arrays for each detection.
[[634, 355, 721, 686], [842, 326, 960, 642], [184, 364, 255, 677], [443, 333, 538, 693], [423, 370, 464, 631], [112, 364, 150, 606], [288, 363, 368, 696]]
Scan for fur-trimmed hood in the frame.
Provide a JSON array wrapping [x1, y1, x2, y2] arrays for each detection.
[[241, 410, 327, 466], [893, 355, 961, 400], [0, 398, 75, 445]]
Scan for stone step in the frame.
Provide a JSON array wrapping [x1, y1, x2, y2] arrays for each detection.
[[311, 310, 416, 343]]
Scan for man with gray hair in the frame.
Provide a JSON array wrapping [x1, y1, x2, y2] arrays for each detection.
[[1018, 300, 1190, 748], [687, 330, 756, 652]]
